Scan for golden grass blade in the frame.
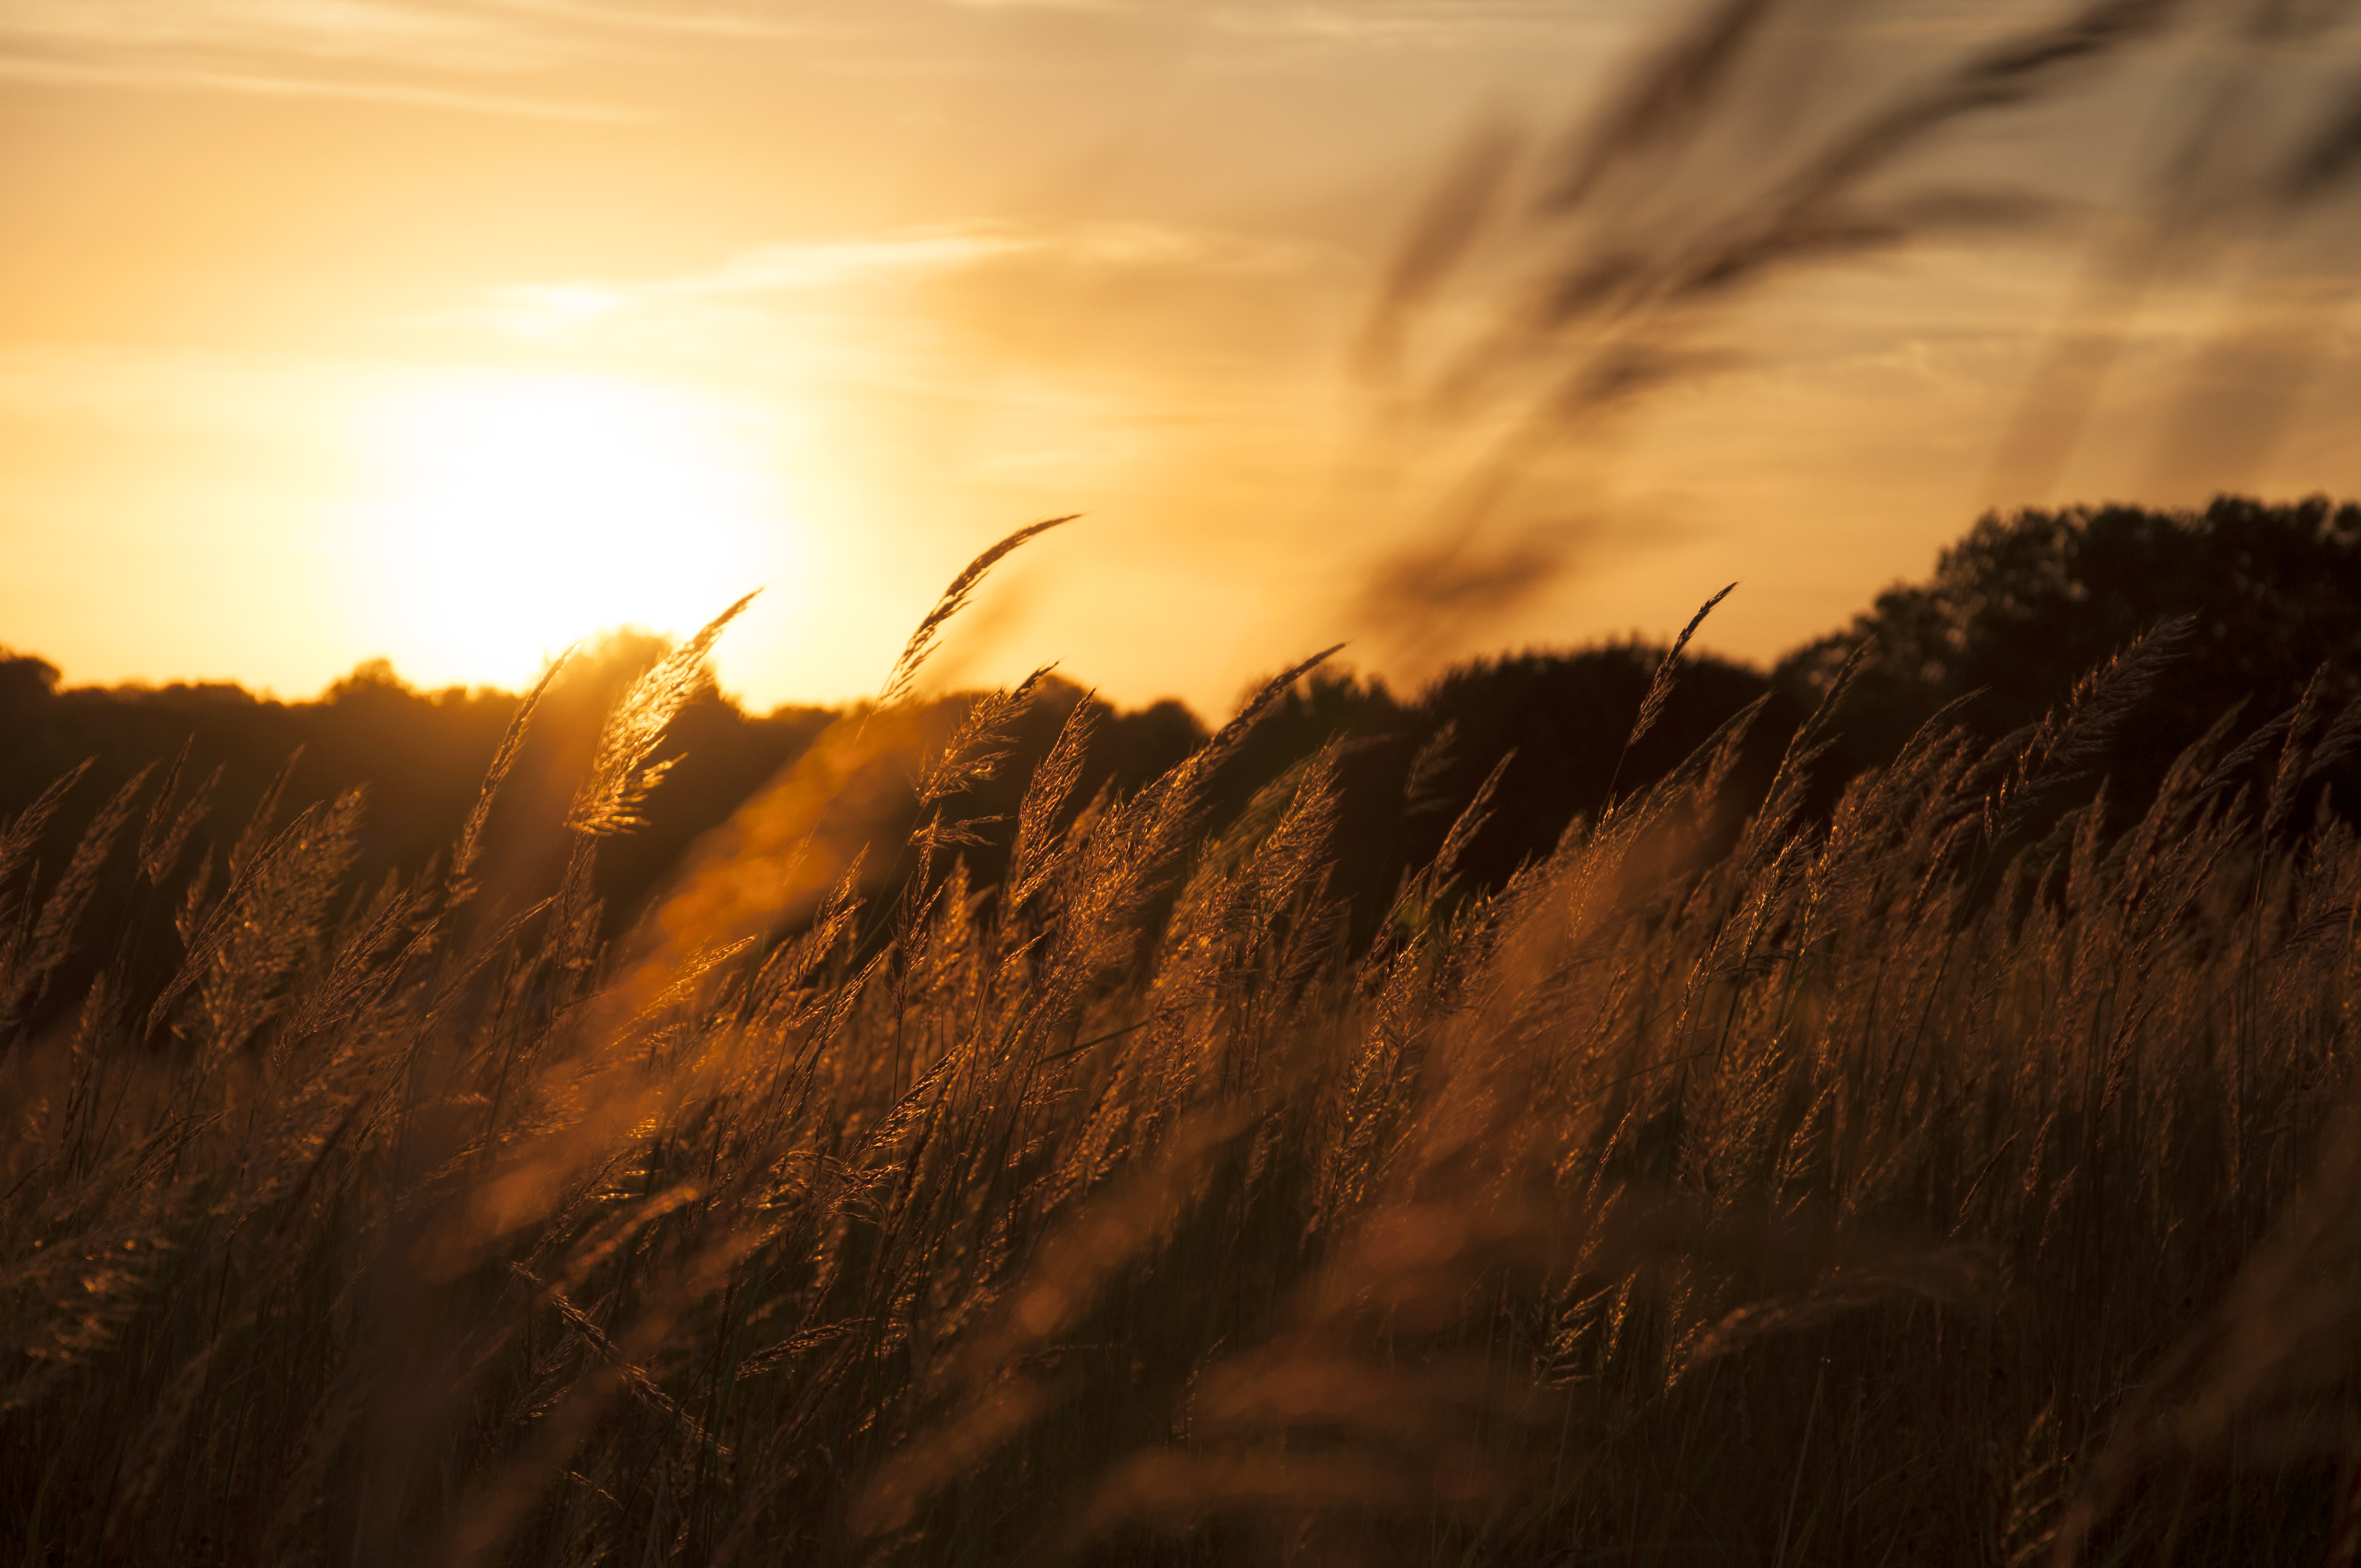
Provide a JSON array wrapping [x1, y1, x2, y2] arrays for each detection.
[[567, 591, 758, 838], [879, 515, 1077, 709]]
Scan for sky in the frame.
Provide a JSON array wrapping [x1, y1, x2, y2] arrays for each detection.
[[7, 0, 2361, 715]]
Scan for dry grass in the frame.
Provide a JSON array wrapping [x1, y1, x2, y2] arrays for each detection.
[[2, 542, 2359, 1567]]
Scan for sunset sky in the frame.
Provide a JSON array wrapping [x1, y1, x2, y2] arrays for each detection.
[[8, 0, 2361, 714]]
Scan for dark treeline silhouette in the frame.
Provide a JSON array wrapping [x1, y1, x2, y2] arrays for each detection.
[[1780, 494, 2361, 816], [4, 495, 2357, 987]]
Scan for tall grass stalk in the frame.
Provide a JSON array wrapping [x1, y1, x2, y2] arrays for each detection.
[[2, 565, 2358, 1564]]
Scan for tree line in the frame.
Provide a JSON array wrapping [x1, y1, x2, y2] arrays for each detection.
[[3, 494, 2355, 981]]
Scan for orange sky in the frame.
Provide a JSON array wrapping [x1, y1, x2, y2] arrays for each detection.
[[7, 1, 2361, 714]]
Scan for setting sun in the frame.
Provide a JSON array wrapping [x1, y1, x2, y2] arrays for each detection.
[[359, 374, 782, 689]]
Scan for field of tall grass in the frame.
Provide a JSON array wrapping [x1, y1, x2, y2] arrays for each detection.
[[4, 543, 2360, 1567]]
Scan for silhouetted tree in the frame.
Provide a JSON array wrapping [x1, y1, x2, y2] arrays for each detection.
[[1777, 495, 2361, 824]]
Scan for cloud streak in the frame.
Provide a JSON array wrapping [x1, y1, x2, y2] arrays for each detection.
[[471, 221, 1343, 349], [0, 0, 824, 116], [0, 0, 1613, 121], [944, 0, 1610, 36], [4, 0, 561, 71], [0, 54, 644, 119]]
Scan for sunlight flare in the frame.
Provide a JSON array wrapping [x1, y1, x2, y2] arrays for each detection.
[[361, 373, 782, 688]]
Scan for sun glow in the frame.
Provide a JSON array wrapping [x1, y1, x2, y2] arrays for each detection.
[[360, 374, 783, 689]]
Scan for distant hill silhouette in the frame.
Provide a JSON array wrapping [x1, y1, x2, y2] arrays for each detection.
[[2, 494, 2355, 992]]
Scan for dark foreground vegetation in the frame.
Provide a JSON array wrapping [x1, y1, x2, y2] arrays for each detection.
[[4, 494, 2361, 1566]]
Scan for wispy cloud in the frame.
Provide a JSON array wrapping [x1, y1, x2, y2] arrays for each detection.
[[0, 0, 820, 115], [3, 0, 558, 71], [0, 0, 1607, 117], [479, 0, 828, 41], [0, 54, 644, 120], [643, 230, 1046, 296], [665, 221, 1324, 289], [943, 0, 1613, 44], [472, 221, 1342, 343]]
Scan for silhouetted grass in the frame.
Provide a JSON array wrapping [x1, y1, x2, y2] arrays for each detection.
[[3, 525, 2359, 1567]]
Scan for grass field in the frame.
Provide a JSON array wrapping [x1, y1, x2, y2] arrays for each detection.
[[2, 572, 2360, 1567]]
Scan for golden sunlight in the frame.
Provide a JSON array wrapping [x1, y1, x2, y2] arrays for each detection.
[[359, 374, 783, 690]]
